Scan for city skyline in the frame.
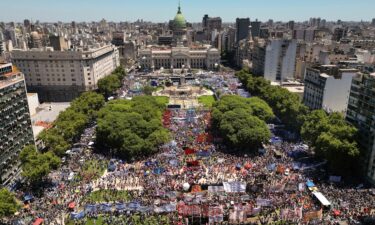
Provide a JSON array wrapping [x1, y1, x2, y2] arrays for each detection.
[[1, 0, 375, 23]]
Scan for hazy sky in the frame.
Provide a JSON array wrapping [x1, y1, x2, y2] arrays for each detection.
[[2, 0, 374, 23]]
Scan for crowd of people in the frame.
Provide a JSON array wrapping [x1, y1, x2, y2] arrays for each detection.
[[5, 84, 375, 225]]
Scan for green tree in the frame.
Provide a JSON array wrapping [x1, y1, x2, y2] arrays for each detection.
[[0, 188, 19, 218], [212, 95, 272, 151], [98, 74, 121, 98], [247, 97, 274, 121], [246, 76, 270, 96], [96, 96, 170, 160], [54, 109, 88, 141], [142, 85, 156, 95], [301, 111, 360, 173], [38, 129, 70, 156], [219, 109, 270, 149], [70, 92, 105, 119], [236, 70, 307, 131], [113, 66, 126, 80], [301, 110, 329, 146], [20, 145, 61, 184]]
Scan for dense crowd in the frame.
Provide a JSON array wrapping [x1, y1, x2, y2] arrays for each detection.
[[5, 92, 375, 225]]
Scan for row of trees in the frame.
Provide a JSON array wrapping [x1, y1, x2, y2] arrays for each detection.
[[236, 70, 308, 131], [96, 96, 170, 160], [19, 67, 125, 184], [21, 92, 105, 184], [301, 110, 360, 173], [236, 70, 360, 174], [212, 95, 273, 151], [98, 67, 126, 98]]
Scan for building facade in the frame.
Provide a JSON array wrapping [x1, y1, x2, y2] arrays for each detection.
[[138, 4, 220, 71], [303, 65, 357, 113], [236, 18, 250, 43], [11, 44, 119, 102], [263, 39, 297, 82], [346, 73, 375, 183], [139, 46, 220, 70], [0, 63, 34, 185]]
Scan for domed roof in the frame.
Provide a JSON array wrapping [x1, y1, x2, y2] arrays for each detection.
[[173, 5, 187, 29]]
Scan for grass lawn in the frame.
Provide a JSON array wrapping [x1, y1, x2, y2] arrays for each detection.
[[83, 189, 131, 204], [154, 96, 169, 105], [198, 95, 216, 108], [66, 216, 104, 225], [67, 215, 171, 225], [155, 86, 164, 92]]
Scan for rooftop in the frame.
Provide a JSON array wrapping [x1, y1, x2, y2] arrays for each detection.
[[0, 72, 24, 89], [31, 102, 70, 138]]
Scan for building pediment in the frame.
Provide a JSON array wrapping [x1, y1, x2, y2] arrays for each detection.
[[172, 51, 190, 57]]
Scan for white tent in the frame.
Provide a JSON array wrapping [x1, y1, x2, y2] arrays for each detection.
[[313, 192, 331, 206]]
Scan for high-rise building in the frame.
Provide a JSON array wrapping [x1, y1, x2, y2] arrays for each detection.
[[23, 19, 31, 32], [287, 21, 295, 30], [202, 15, 222, 31], [235, 18, 250, 43], [332, 27, 346, 42], [222, 27, 236, 52], [372, 18, 375, 26], [0, 32, 5, 56], [111, 31, 126, 46], [303, 65, 358, 113], [12, 44, 120, 102], [263, 39, 297, 82], [49, 35, 68, 51], [252, 39, 266, 76], [250, 19, 261, 38], [293, 28, 316, 43], [29, 31, 42, 48], [0, 63, 34, 185], [346, 72, 375, 184]]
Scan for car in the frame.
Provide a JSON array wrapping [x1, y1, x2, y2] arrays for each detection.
[[284, 168, 290, 176]]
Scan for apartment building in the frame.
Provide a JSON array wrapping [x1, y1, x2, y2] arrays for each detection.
[[0, 63, 34, 185], [346, 72, 375, 184], [11, 44, 119, 102], [303, 65, 358, 113]]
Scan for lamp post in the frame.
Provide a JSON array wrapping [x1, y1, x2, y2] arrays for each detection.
[[142, 56, 147, 72], [214, 63, 219, 71]]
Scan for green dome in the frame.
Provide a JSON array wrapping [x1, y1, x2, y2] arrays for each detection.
[[173, 6, 187, 29]]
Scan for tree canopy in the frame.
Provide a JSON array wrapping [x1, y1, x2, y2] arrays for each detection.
[[97, 66, 127, 98], [19, 145, 61, 184], [38, 92, 104, 157], [236, 70, 308, 131], [0, 188, 19, 219], [212, 95, 272, 151], [98, 74, 121, 98], [301, 110, 360, 173], [96, 96, 170, 160]]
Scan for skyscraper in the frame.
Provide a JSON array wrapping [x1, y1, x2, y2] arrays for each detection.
[[346, 72, 375, 184], [250, 19, 261, 38], [263, 39, 297, 82], [0, 63, 34, 185], [235, 18, 250, 43]]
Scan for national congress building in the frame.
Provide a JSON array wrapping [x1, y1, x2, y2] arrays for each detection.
[[139, 4, 220, 71]]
